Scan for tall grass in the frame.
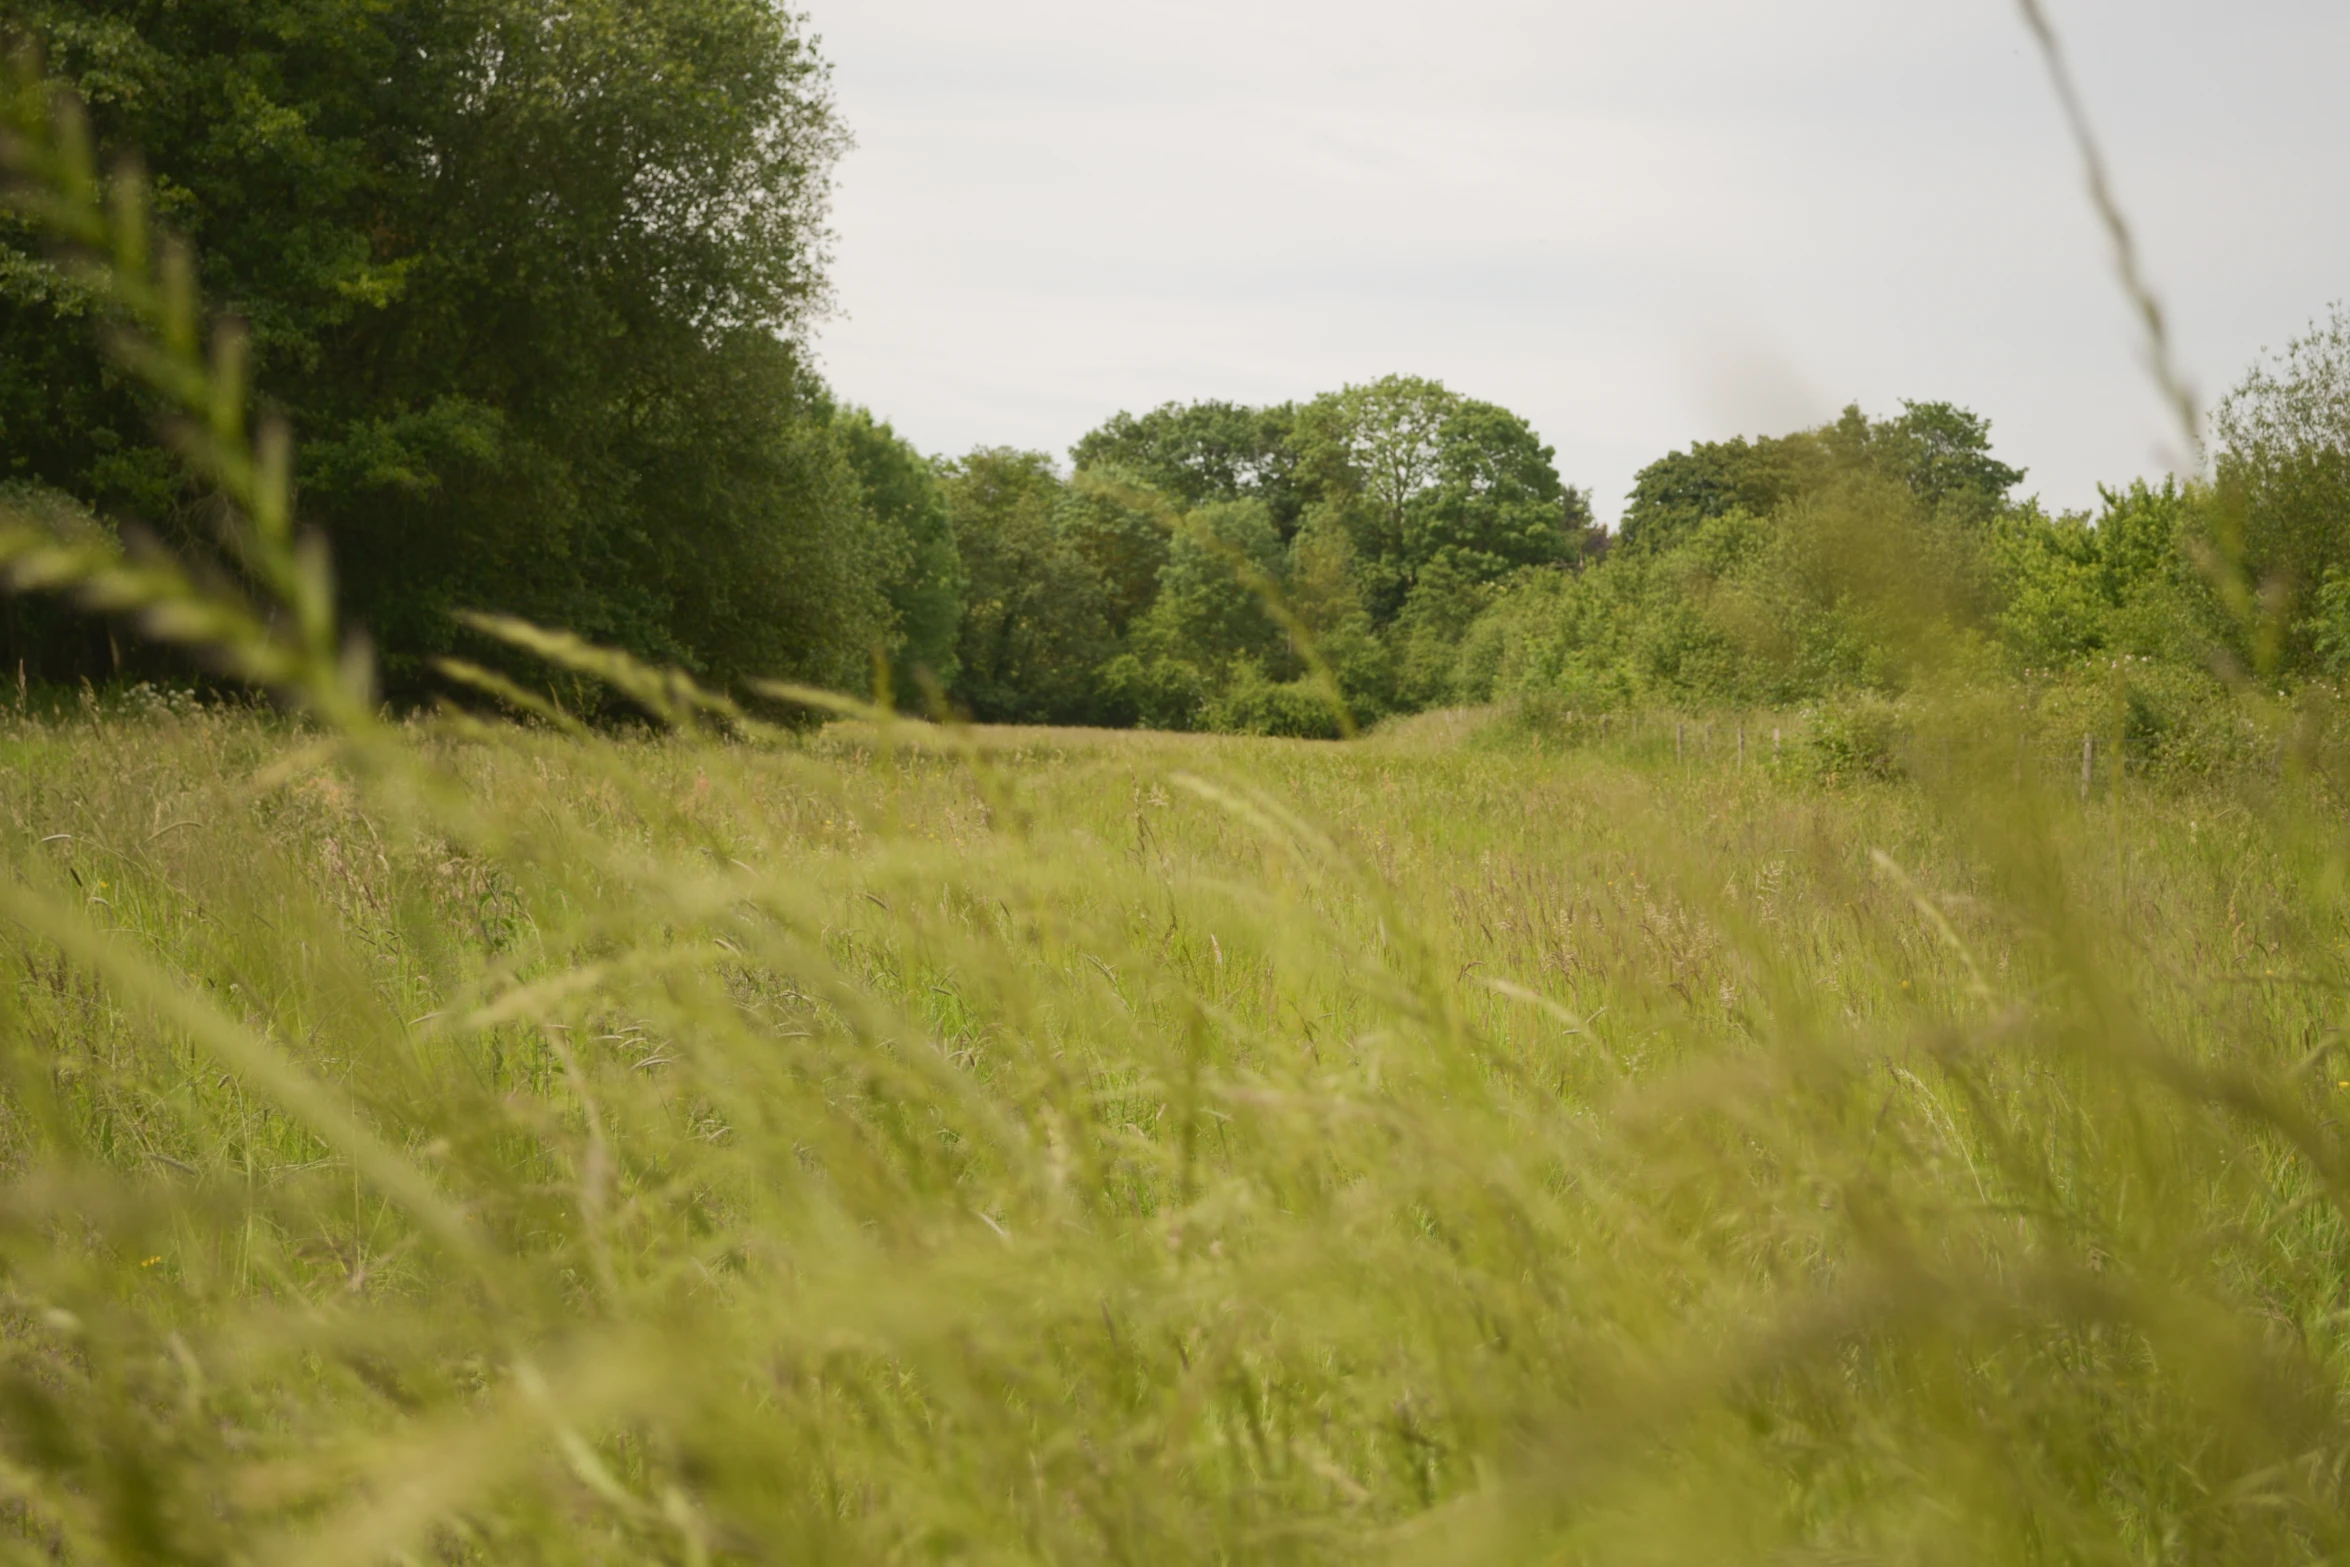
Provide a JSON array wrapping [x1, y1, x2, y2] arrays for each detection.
[[11, 20, 2350, 1567], [7, 695, 2350, 1563]]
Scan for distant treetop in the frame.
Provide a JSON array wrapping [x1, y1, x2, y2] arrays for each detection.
[[1619, 400, 2025, 552]]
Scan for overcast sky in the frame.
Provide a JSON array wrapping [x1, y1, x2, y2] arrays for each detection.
[[805, 1, 2348, 523]]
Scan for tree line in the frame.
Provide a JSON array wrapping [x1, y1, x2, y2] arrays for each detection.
[[908, 377, 1593, 735], [1453, 319, 2350, 734], [814, 332, 2350, 746], [4, 2, 2345, 736]]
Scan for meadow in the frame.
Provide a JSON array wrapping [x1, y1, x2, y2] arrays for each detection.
[[10, 27, 2350, 1561], [6, 687, 2350, 1563]]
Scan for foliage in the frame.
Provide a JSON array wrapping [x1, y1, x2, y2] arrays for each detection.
[[1452, 401, 2229, 718], [4, 0, 2343, 759], [1620, 401, 2023, 557], [2, 0, 876, 697], [1617, 429, 1823, 554], [1288, 374, 1585, 622], [2214, 302, 2350, 670], [1140, 499, 1288, 672], [1281, 511, 1390, 718], [832, 404, 963, 695], [1193, 659, 1346, 737], [1983, 480, 2218, 672], [1068, 397, 1304, 534], [1458, 474, 1959, 715], [1094, 497, 1337, 735], [1851, 398, 2029, 518], [974, 376, 1587, 732], [1056, 465, 1174, 638], [938, 448, 1109, 724], [1799, 688, 1907, 781], [0, 477, 116, 676]]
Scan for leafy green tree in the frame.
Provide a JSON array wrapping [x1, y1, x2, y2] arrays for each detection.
[[2, 0, 874, 695], [1626, 434, 1804, 556], [834, 405, 962, 694], [1062, 378, 1585, 727], [1284, 515, 1389, 718], [1291, 376, 1453, 595], [1617, 433, 1822, 554], [1056, 467, 1175, 638], [1984, 503, 2108, 669], [1842, 400, 2026, 519], [1408, 399, 1587, 583], [1069, 400, 1304, 535], [1622, 402, 2020, 555], [941, 449, 1107, 724], [1143, 499, 1287, 671], [2213, 303, 2350, 669], [1292, 375, 1579, 622], [1983, 481, 2215, 673], [1466, 402, 2031, 713], [1387, 559, 1496, 709], [1104, 498, 1332, 735]]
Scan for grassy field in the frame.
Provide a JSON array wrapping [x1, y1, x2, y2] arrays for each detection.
[[3, 693, 2349, 1563]]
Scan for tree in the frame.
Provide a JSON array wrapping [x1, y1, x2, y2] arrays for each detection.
[[1853, 401, 2026, 519], [941, 449, 1107, 724], [1143, 499, 1287, 672], [1618, 433, 1823, 553], [1293, 375, 1577, 621], [2213, 303, 2350, 668], [1983, 481, 2212, 672], [1056, 467, 1175, 638], [834, 405, 963, 695], [1284, 515, 1389, 717], [1069, 400, 1304, 535], [1292, 376, 1454, 577], [1408, 399, 1583, 583], [1621, 401, 2022, 555], [2, 0, 874, 695], [980, 378, 1587, 729], [1098, 497, 1300, 734]]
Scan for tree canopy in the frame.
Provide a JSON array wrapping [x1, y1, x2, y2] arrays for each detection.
[[2214, 303, 2350, 668], [832, 403, 963, 694], [8, 11, 2343, 744], [1620, 400, 2024, 555], [1069, 399, 1303, 534], [2, 0, 886, 695]]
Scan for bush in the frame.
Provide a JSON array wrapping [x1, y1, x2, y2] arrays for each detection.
[[1197, 659, 1346, 739], [1800, 693, 1907, 783]]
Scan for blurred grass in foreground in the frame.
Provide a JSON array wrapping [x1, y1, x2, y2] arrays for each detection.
[[13, 21, 2350, 1564], [6, 692, 2350, 1563]]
